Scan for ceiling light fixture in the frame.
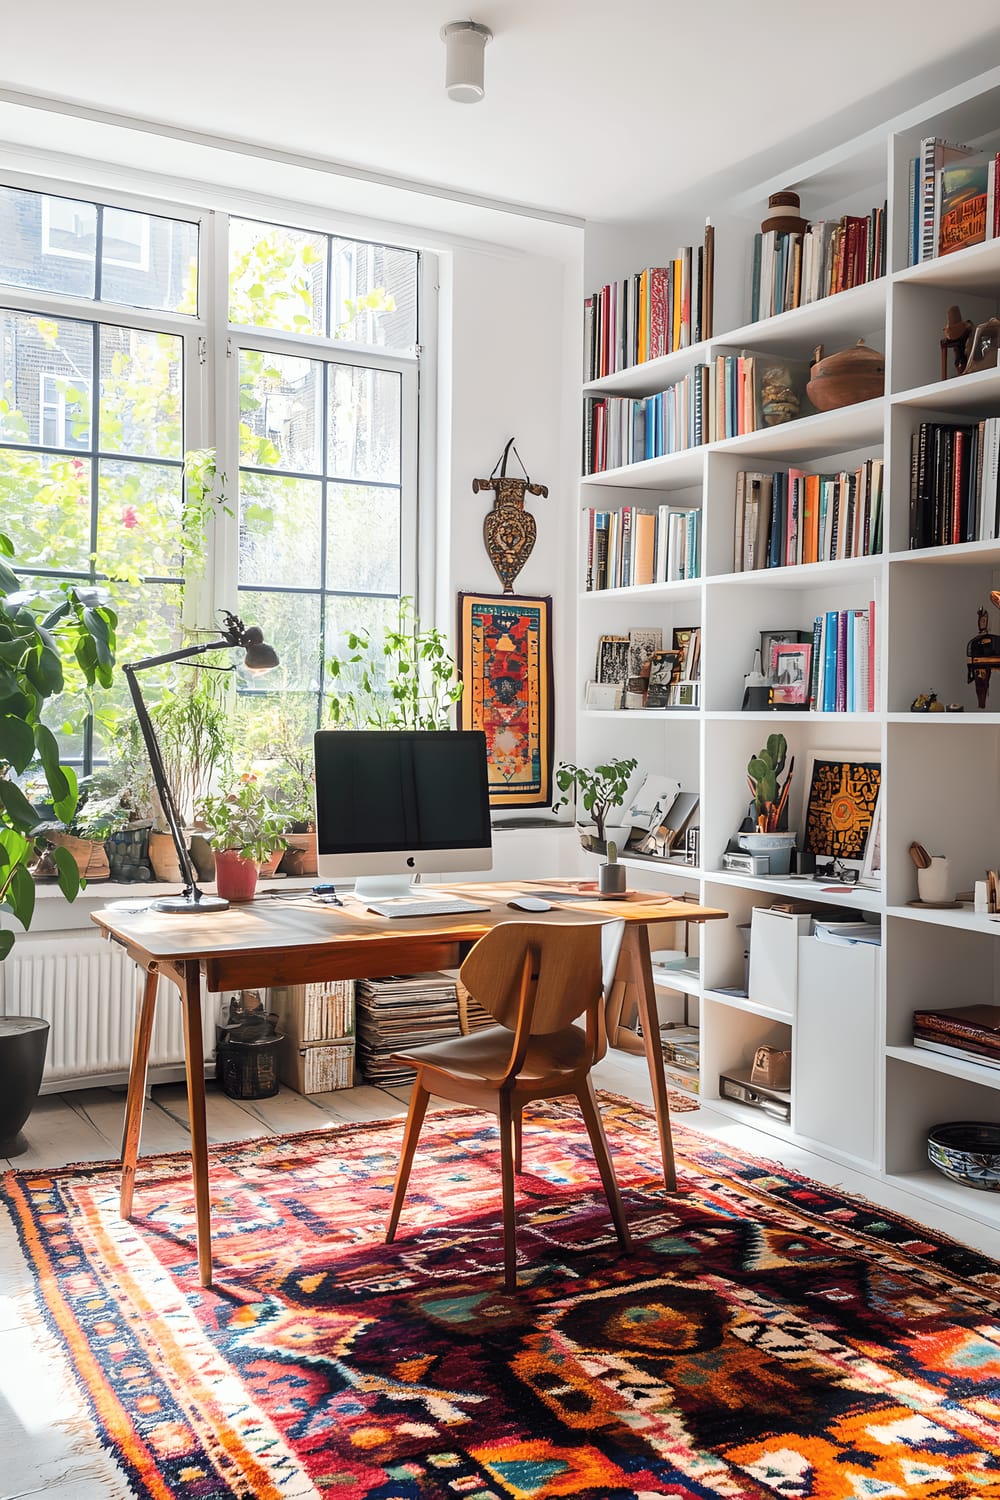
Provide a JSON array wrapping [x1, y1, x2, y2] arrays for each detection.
[[441, 20, 493, 104]]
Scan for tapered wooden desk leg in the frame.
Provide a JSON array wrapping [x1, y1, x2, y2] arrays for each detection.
[[120, 965, 159, 1219], [178, 960, 213, 1287], [619, 925, 677, 1193]]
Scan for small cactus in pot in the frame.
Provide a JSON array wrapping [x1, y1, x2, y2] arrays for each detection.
[[599, 837, 626, 896]]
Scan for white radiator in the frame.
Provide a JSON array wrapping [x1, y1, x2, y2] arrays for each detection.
[[0, 935, 216, 1091]]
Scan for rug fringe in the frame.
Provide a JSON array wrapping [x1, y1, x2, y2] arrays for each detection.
[[0, 1200, 135, 1498]]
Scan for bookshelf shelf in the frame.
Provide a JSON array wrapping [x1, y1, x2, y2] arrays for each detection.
[[574, 61, 1000, 1238]]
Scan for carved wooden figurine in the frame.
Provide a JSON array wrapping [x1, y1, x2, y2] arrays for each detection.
[[967, 604, 1000, 709], [472, 437, 548, 594]]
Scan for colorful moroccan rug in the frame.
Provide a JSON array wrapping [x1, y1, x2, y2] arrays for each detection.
[[4, 1095, 1000, 1499]]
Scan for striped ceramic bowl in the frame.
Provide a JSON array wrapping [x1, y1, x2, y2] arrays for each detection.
[[927, 1121, 1000, 1191]]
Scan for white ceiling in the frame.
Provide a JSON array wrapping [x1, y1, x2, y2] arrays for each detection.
[[2, 1, 1000, 227]]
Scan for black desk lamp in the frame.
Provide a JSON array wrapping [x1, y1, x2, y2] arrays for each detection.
[[123, 611, 279, 914]]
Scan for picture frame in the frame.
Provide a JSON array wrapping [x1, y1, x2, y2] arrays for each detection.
[[860, 788, 882, 887], [645, 649, 681, 708], [770, 641, 812, 705], [802, 750, 881, 877], [456, 593, 553, 807], [760, 629, 811, 682]]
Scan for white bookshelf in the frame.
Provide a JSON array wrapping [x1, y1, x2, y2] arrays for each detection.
[[576, 63, 1000, 1236]]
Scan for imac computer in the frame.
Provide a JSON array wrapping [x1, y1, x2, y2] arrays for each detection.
[[313, 728, 493, 908]]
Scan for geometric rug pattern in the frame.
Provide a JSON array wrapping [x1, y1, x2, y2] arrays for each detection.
[[4, 1094, 1000, 1499]]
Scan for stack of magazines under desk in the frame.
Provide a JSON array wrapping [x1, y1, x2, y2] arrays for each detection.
[[355, 972, 492, 1086]]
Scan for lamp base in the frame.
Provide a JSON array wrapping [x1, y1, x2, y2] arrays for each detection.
[[151, 892, 230, 914]]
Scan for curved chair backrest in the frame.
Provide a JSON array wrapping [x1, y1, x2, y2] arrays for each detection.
[[460, 919, 617, 1041]]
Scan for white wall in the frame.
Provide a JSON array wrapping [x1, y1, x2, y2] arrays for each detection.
[[436, 240, 583, 822]]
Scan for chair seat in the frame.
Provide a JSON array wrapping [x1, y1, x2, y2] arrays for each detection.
[[392, 1021, 589, 1087]]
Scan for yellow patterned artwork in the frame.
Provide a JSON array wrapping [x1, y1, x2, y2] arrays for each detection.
[[803, 753, 881, 866]]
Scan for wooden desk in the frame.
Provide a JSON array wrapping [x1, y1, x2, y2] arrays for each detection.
[[92, 882, 726, 1284]]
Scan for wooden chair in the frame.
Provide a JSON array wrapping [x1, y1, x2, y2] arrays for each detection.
[[385, 918, 632, 1290]]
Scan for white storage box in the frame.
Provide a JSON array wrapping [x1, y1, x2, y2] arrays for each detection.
[[747, 907, 813, 1019]]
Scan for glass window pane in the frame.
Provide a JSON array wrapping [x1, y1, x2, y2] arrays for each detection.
[[99, 326, 183, 459], [239, 351, 321, 472], [239, 472, 322, 588], [91, 582, 183, 757], [0, 187, 97, 298], [0, 450, 91, 570], [326, 482, 400, 594], [237, 589, 322, 695], [96, 459, 184, 580], [324, 593, 400, 722], [229, 218, 326, 336], [233, 691, 317, 765], [330, 236, 417, 351], [328, 364, 400, 483], [0, 309, 93, 449], [100, 208, 199, 316]]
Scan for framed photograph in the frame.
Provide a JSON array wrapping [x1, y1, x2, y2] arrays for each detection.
[[770, 641, 812, 704], [457, 593, 553, 807], [645, 650, 681, 708], [860, 789, 883, 887], [596, 634, 630, 685], [760, 629, 811, 682], [802, 750, 881, 877]]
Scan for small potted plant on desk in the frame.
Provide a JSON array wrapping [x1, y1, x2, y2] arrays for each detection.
[[197, 773, 287, 902]]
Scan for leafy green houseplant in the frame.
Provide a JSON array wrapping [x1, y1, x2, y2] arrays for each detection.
[[554, 757, 638, 844], [326, 596, 463, 730], [197, 773, 287, 902], [0, 535, 117, 957]]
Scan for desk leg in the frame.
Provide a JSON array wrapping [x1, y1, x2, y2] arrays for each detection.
[[618, 925, 677, 1193], [120, 964, 159, 1219], [178, 959, 213, 1287]]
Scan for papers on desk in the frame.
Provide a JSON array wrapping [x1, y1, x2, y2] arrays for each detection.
[[813, 920, 881, 946]]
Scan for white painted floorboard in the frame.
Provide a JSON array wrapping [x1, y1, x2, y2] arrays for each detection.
[[0, 1055, 996, 1499]]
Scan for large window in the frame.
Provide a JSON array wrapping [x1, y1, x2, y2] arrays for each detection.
[[0, 183, 421, 768]]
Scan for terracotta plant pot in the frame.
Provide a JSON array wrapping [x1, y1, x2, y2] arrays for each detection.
[[43, 831, 110, 880], [148, 830, 185, 882], [280, 831, 317, 877], [214, 848, 260, 902], [258, 846, 285, 879]]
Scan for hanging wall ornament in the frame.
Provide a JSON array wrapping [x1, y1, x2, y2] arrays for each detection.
[[472, 437, 548, 594]]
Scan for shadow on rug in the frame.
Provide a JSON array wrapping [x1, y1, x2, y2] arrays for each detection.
[[4, 1094, 999, 1499]]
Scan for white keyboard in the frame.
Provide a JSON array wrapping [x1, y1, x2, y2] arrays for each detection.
[[365, 897, 491, 919]]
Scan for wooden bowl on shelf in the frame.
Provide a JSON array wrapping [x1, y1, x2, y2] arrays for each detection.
[[806, 339, 884, 411]]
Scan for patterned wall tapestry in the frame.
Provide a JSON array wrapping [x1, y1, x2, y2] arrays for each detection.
[[457, 592, 553, 807]]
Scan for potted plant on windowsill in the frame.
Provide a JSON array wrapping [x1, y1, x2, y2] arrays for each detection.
[[197, 773, 287, 902]]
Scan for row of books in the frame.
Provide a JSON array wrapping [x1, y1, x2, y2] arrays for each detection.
[[583, 224, 715, 381], [269, 980, 355, 1043], [807, 604, 877, 714], [749, 206, 886, 323], [583, 351, 809, 473], [733, 459, 884, 573], [908, 137, 1000, 265], [584, 504, 700, 590], [908, 418, 1000, 551]]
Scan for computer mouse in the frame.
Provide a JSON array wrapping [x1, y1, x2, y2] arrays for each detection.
[[507, 895, 552, 912]]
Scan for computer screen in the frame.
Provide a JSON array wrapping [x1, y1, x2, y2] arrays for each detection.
[[313, 729, 493, 896]]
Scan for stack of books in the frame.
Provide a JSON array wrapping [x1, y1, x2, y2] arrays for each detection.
[[807, 603, 877, 714], [912, 1003, 1000, 1069], [908, 419, 1000, 550], [355, 972, 492, 1086], [750, 205, 887, 320], [733, 460, 884, 572], [907, 138, 1000, 265], [583, 504, 700, 590], [583, 225, 715, 380]]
